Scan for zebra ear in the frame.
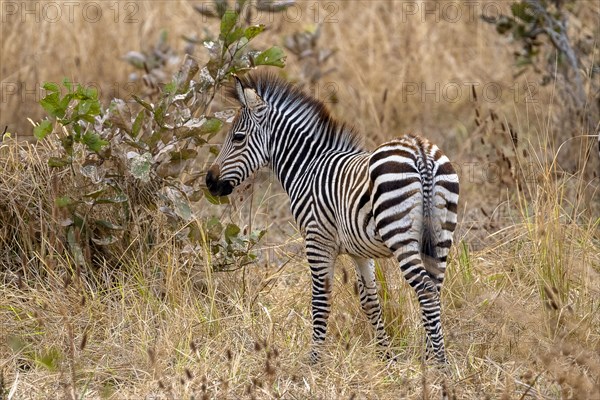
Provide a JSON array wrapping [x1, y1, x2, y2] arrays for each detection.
[[234, 76, 246, 106], [242, 88, 264, 110], [233, 76, 264, 110]]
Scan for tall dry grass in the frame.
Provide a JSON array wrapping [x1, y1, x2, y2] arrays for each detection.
[[1, 0, 600, 399]]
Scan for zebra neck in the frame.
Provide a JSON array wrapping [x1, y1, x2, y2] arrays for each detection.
[[269, 124, 357, 198]]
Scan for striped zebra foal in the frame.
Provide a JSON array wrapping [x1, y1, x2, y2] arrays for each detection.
[[206, 73, 459, 364]]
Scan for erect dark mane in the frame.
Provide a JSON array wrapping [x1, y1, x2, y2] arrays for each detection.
[[226, 72, 364, 151]]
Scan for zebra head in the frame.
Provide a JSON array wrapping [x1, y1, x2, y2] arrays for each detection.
[[206, 77, 270, 197]]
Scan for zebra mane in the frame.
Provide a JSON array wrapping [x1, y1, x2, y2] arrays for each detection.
[[227, 72, 364, 151]]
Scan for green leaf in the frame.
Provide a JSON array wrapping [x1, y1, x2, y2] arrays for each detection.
[[81, 132, 109, 152], [244, 25, 265, 41], [61, 135, 74, 156], [220, 10, 238, 39], [164, 81, 177, 95], [206, 59, 221, 80], [165, 187, 192, 221], [225, 27, 245, 47], [131, 110, 145, 138], [47, 156, 70, 168], [200, 118, 223, 135], [75, 85, 98, 101], [254, 46, 286, 67], [42, 82, 60, 93], [170, 149, 198, 161], [173, 54, 200, 93], [131, 94, 154, 112], [511, 2, 534, 23], [78, 99, 91, 114], [129, 152, 153, 182], [108, 99, 133, 133], [176, 117, 223, 140], [34, 120, 53, 140], [250, 229, 267, 242], [40, 92, 65, 119], [206, 216, 221, 229], [205, 216, 223, 241], [224, 223, 241, 241], [80, 98, 101, 116], [62, 78, 74, 92], [153, 102, 167, 127], [59, 93, 73, 115], [73, 112, 97, 124], [202, 188, 230, 205]]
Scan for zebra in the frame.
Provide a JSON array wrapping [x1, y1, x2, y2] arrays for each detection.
[[206, 73, 459, 364]]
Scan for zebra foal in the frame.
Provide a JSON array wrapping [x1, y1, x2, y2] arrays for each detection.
[[206, 73, 459, 364]]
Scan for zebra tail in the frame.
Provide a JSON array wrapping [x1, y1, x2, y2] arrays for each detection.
[[421, 214, 437, 260], [419, 151, 437, 261]]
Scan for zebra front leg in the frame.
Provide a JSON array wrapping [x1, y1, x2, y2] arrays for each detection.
[[351, 256, 392, 359], [305, 237, 337, 364]]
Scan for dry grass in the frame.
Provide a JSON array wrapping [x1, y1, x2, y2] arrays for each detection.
[[2, 1, 600, 399]]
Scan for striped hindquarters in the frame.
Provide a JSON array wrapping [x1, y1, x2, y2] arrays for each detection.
[[368, 134, 459, 363], [369, 135, 459, 266]]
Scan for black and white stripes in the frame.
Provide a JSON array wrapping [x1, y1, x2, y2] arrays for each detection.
[[206, 72, 459, 364]]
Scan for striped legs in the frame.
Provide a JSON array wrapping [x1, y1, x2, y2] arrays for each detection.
[[395, 245, 446, 364], [305, 231, 337, 364], [351, 256, 392, 357]]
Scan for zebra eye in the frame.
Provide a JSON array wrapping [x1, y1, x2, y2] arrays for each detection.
[[232, 132, 246, 143]]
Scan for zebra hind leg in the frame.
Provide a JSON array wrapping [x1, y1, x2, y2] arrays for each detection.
[[373, 201, 447, 363], [351, 256, 393, 360], [421, 227, 455, 361], [379, 228, 447, 364], [399, 249, 447, 364], [422, 159, 459, 361]]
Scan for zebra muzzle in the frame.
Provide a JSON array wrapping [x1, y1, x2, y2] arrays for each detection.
[[206, 164, 234, 197]]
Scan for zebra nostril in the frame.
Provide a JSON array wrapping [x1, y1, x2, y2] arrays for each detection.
[[206, 164, 221, 193], [206, 164, 234, 196]]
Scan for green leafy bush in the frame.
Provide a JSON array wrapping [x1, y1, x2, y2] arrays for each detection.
[[32, 6, 288, 271]]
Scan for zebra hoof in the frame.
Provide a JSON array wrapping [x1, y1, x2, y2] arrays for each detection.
[[308, 349, 321, 365], [436, 357, 450, 368], [424, 347, 448, 366], [426, 353, 449, 368], [378, 349, 397, 362]]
